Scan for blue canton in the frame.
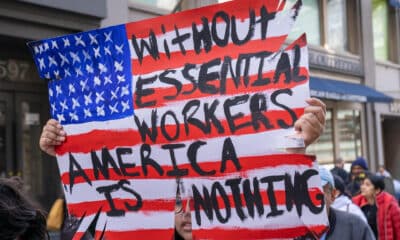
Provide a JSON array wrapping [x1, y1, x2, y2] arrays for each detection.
[[28, 25, 134, 125]]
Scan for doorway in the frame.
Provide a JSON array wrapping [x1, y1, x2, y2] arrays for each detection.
[[0, 91, 59, 209], [382, 117, 400, 179], [0, 92, 14, 177]]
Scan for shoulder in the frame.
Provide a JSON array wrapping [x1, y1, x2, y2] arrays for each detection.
[[352, 194, 367, 207], [377, 191, 398, 207], [334, 209, 367, 227], [330, 209, 374, 240]]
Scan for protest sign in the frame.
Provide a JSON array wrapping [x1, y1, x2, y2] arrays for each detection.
[[29, 0, 328, 239]]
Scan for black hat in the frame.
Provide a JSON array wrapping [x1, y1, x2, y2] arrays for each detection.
[[366, 173, 385, 191], [333, 174, 345, 193]]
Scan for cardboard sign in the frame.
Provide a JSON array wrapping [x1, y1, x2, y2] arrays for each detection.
[[29, 0, 328, 239]]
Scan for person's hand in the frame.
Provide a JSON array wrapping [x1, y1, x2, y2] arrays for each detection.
[[39, 119, 66, 157], [287, 98, 326, 153], [295, 98, 326, 147]]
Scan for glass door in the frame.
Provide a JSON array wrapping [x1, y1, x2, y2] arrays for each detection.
[[0, 92, 14, 177], [15, 93, 58, 208]]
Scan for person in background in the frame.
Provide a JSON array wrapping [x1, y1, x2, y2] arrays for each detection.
[[331, 174, 367, 223], [376, 164, 397, 199], [0, 178, 48, 240], [318, 167, 375, 240], [377, 165, 392, 178], [353, 173, 400, 240], [330, 157, 349, 184], [346, 157, 369, 196], [174, 193, 193, 240]]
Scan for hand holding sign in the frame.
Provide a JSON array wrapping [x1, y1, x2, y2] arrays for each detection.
[[40, 119, 66, 156]]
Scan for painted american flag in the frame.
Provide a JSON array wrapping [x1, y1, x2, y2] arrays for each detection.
[[29, 0, 328, 239]]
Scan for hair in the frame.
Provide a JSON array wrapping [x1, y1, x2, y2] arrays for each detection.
[[365, 173, 385, 191], [174, 228, 185, 240], [334, 157, 344, 164], [0, 178, 48, 240]]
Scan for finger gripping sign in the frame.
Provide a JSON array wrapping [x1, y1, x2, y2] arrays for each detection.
[[29, 0, 328, 239]]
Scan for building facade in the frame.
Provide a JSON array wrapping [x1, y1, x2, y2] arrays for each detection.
[[0, 0, 399, 210]]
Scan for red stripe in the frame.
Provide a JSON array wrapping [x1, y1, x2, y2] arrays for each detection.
[[67, 198, 175, 217], [56, 108, 304, 155], [286, 33, 307, 50], [66, 187, 323, 217], [134, 68, 309, 109], [60, 153, 314, 184], [96, 228, 174, 240], [192, 225, 327, 240], [131, 36, 288, 75], [125, 0, 282, 38], [72, 232, 86, 240], [94, 228, 174, 240], [85, 225, 326, 240]]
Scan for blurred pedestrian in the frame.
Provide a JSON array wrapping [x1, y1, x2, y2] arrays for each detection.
[[318, 167, 375, 240], [377, 165, 391, 178], [353, 173, 400, 240], [174, 179, 193, 240], [0, 178, 48, 240], [376, 165, 396, 199], [174, 196, 193, 240], [331, 174, 367, 223], [346, 157, 368, 196], [330, 157, 349, 184]]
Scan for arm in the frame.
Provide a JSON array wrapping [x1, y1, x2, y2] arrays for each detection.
[[286, 98, 326, 153], [390, 200, 400, 239], [39, 119, 66, 157]]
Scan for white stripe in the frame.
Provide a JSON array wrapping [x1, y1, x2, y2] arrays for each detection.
[[182, 166, 322, 197], [62, 115, 135, 135], [72, 205, 327, 232], [133, 81, 309, 124], [62, 82, 309, 137], [192, 205, 328, 230], [73, 211, 174, 233], [74, 214, 96, 236], [132, 44, 309, 89], [57, 129, 308, 173], [62, 163, 322, 203], [73, 211, 174, 232], [65, 179, 177, 204], [128, 7, 298, 58]]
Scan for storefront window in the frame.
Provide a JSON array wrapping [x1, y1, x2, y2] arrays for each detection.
[[0, 102, 6, 177], [326, 0, 347, 51], [21, 101, 44, 198], [338, 110, 362, 163], [372, 0, 389, 61], [307, 110, 334, 164], [131, 0, 181, 12], [287, 0, 321, 45]]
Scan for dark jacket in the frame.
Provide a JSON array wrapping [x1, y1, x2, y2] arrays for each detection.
[[326, 207, 375, 240]]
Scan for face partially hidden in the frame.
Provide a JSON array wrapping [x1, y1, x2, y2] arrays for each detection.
[[351, 165, 364, 179], [360, 178, 377, 200], [323, 184, 335, 213], [175, 198, 193, 240]]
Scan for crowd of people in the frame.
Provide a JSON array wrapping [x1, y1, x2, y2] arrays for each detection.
[[327, 156, 400, 240], [0, 97, 399, 240]]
